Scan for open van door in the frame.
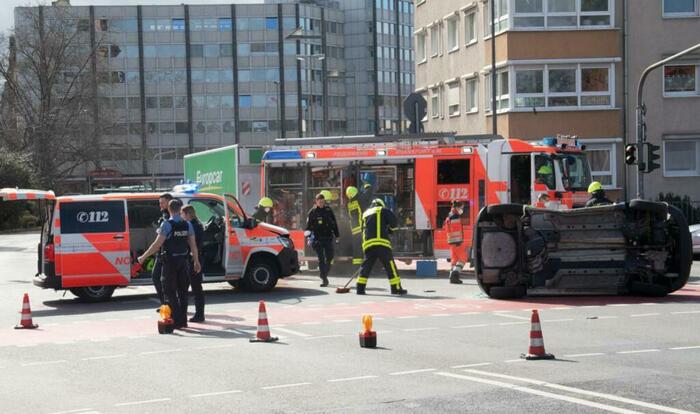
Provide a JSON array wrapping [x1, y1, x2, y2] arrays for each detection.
[[223, 194, 246, 278]]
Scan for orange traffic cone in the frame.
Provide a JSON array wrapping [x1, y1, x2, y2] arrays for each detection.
[[521, 309, 554, 360], [250, 300, 278, 343], [15, 293, 38, 330]]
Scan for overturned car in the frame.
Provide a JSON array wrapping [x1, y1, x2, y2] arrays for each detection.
[[473, 201, 692, 299]]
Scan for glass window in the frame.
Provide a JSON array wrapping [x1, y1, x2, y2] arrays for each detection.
[[126, 71, 140, 83], [252, 95, 267, 107], [535, 155, 556, 189], [223, 121, 235, 133], [430, 25, 439, 56], [464, 12, 476, 44], [239, 95, 252, 107], [266, 17, 278, 30], [191, 19, 203, 31], [238, 43, 251, 56], [447, 82, 460, 116], [515, 0, 543, 13], [194, 121, 206, 134], [205, 70, 220, 83], [143, 19, 157, 32], [438, 159, 470, 184], [664, 140, 699, 176], [128, 97, 141, 109], [416, 32, 426, 62], [430, 87, 440, 118], [190, 44, 203, 58], [175, 122, 189, 134], [172, 44, 186, 58], [156, 19, 171, 31], [221, 69, 233, 82], [238, 70, 250, 82], [219, 18, 232, 31], [466, 78, 478, 113], [156, 45, 172, 58], [515, 69, 545, 107], [160, 122, 175, 134], [159, 96, 173, 109], [664, 0, 698, 14], [253, 121, 269, 132], [664, 65, 697, 95], [191, 70, 205, 83], [172, 18, 185, 31], [204, 44, 219, 57], [447, 18, 458, 51], [221, 96, 234, 108], [248, 17, 265, 30], [581, 0, 608, 11], [60, 201, 125, 234], [143, 45, 156, 58], [203, 19, 218, 31], [548, 68, 577, 106], [174, 96, 187, 109], [586, 143, 615, 187], [192, 96, 205, 108], [146, 97, 158, 109], [206, 96, 220, 109], [174, 70, 186, 83]]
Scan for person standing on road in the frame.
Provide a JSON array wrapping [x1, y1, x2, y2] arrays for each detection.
[[345, 186, 364, 267], [444, 201, 466, 284], [182, 205, 205, 323], [306, 192, 339, 287], [151, 192, 173, 311], [357, 198, 407, 296], [585, 181, 613, 207], [253, 197, 274, 223], [139, 199, 201, 330]]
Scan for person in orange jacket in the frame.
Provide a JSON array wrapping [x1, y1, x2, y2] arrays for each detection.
[[444, 201, 467, 284]]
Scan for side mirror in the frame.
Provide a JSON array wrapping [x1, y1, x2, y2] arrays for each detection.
[[244, 217, 258, 229]]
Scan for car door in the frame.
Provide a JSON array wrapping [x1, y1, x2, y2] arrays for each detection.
[[224, 194, 246, 277], [58, 199, 131, 288]]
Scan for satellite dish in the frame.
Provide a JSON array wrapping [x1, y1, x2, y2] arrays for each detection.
[[403, 93, 427, 134]]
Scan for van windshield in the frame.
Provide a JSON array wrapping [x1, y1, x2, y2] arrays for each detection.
[[557, 153, 592, 191]]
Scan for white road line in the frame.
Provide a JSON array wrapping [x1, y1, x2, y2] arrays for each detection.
[[617, 349, 660, 354], [550, 307, 573, 310], [543, 318, 574, 323], [195, 344, 236, 350], [398, 316, 418, 319], [89, 338, 111, 343], [671, 310, 700, 315], [139, 349, 182, 355], [115, 398, 170, 407], [669, 345, 700, 350], [431, 314, 450, 317], [304, 335, 344, 340], [373, 317, 385, 320], [498, 321, 528, 326], [47, 409, 94, 414], [609, 304, 630, 307], [22, 360, 67, 367], [389, 369, 437, 376], [463, 369, 697, 414], [274, 327, 312, 337], [630, 313, 660, 317], [438, 372, 642, 414], [301, 321, 321, 325], [189, 390, 243, 398], [403, 327, 438, 332], [332, 320, 352, 323], [459, 312, 482, 315], [639, 303, 658, 306], [492, 313, 531, 321], [451, 363, 492, 369], [563, 353, 606, 358], [451, 324, 489, 329], [81, 354, 126, 361], [597, 316, 619, 319], [328, 375, 378, 383], [503, 359, 525, 363], [261, 382, 312, 390]]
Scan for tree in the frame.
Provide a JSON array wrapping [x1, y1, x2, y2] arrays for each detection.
[[0, 4, 115, 191]]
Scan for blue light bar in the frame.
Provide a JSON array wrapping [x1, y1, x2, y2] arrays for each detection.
[[542, 137, 557, 147], [173, 183, 200, 194], [262, 150, 303, 161]]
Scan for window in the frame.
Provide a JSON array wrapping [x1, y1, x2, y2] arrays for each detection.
[[174, 96, 187, 109], [664, 65, 698, 96], [512, 64, 612, 109], [204, 44, 219, 58], [485, 70, 510, 111], [438, 159, 471, 184], [416, 31, 427, 62], [218, 18, 232, 31], [447, 82, 460, 116], [485, 0, 510, 35], [513, 0, 545, 27], [663, 0, 699, 16], [465, 78, 478, 113], [159, 96, 173, 109], [430, 25, 440, 56], [265, 17, 278, 30], [579, 0, 610, 26], [60, 201, 125, 234], [585, 142, 616, 187], [664, 139, 700, 176], [447, 17, 459, 51], [172, 18, 185, 31], [464, 11, 476, 44], [430, 87, 441, 118], [509, 0, 611, 28], [239, 95, 252, 108], [515, 68, 545, 107]]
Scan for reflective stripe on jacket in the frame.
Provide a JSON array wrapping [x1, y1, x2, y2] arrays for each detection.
[[362, 206, 398, 251]]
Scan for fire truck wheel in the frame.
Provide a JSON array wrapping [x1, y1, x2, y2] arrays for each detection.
[[69, 286, 116, 303], [629, 199, 668, 216], [487, 204, 524, 217], [487, 285, 526, 300], [243, 260, 279, 292]]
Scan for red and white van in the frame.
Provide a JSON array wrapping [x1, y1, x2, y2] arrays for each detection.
[[0, 188, 299, 302]]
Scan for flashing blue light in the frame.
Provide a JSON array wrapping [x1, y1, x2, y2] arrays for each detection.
[[173, 183, 200, 194], [542, 137, 558, 147], [262, 150, 303, 161]]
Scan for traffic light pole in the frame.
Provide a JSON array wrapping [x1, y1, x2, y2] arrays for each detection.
[[635, 42, 700, 200]]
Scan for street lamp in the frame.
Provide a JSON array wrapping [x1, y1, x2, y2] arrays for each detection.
[[328, 70, 358, 135], [151, 149, 177, 191]]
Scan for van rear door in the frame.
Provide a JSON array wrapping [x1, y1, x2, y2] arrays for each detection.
[[58, 200, 131, 288]]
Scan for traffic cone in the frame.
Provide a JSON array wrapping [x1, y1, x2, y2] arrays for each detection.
[[15, 293, 38, 330], [250, 300, 278, 343], [521, 309, 554, 360], [359, 314, 376, 348]]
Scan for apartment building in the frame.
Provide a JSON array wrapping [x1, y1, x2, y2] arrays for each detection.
[[414, 0, 625, 199], [627, 0, 700, 202]]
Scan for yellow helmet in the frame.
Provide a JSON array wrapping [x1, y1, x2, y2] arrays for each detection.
[[372, 198, 385, 208], [588, 181, 603, 194], [537, 165, 553, 175], [345, 186, 358, 199], [258, 197, 273, 208], [320, 190, 333, 201]]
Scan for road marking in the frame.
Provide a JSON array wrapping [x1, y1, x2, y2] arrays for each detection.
[[503, 359, 525, 363], [498, 321, 528, 326], [451, 324, 489, 329], [609, 304, 630, 307], [16, 344, 38, 348], [274, 327, 312, 337], [459, 312, 482, 315], [261, 382, 311, 390], [301, 321, 321, 325], [47, 409, 94, 414], [81, 354, 126, 361], [139, 349, 182, 355], [543, 318, 574, 323], [617, 349, 660, 354], [398, 316, 418, 319], [669, 345, 700, 350], [671, 310, 700, 315], [374, 317, 385, 320], [550, 307, 573, 310], [389, 368, 437, 376], [630, 313, 660, 317], [328, 375, 378, 383], [440, 372, 642, 414], [189, 390, 243, 398], [89, 338, 111, 343], [639, 303, 658, 306], [115, 398, 170, 407], [493, 313, 531, 321], [563, 353, 606, 358], [403, 327, 438, 332], [597, 316, 619, 319], [21, 360, 67, 367], [305, 335, 344, 340], [450, 363, 492, 369], [464, 369, 697, 414], [332, 320, 352, 323], [431, 314, 450, 317]]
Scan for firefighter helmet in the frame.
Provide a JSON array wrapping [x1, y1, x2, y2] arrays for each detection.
[[537, 164, 553, 175], [345, 186, 358, 199], [371, 198, 385, 208], [320, 190, 333, 201], [258, 197, 273, 208], [588, 181, 603, 194]]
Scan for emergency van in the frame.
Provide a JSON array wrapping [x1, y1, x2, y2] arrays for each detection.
[[261, 134, 592, 263], [0, 187, 299, 302]]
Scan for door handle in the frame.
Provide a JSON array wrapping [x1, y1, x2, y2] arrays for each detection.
[[113, 235, 125, 240]]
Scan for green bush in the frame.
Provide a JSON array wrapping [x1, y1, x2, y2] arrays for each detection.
[[0, 152, 36, 230]]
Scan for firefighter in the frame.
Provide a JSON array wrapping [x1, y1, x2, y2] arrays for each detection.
[[306, 192, 340, 287], [536, 164, 555, 189], [345, 186, 363, 266], [444, 201, 466, 284], [138, 199, 201, 330], [252, 197, 274, 223], [357, 198, 407, 295], [151, 192, 173, 311], [357, 183, 374, 212], [182, 205, 205, 323], [585, 181, 613, 207]]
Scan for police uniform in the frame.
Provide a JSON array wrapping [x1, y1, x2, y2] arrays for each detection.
[[158, 216, 195, 328], [357, 200, 407, 295], [151, 209, 169, 306], [444, 205, 467, 284], [306, 204, 339, 285], [346, 191, 364, 266], [188, 218, 205, 322]]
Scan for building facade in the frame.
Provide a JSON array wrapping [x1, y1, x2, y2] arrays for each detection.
[[627, 0, 700, 202], [13, 0, 415, 189], [414, 0, 625, 200]]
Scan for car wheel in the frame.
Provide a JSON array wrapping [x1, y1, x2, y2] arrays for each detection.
[[629, 199, 668, 216], [69, 286, 116, 303], [242, 261, 279, 293], [487, 204, 524, 217], [487, 285, 526, 300]]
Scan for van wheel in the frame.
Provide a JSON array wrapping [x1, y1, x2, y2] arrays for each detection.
[[70, 286, 116, 303], [243, 261, 279, 293]]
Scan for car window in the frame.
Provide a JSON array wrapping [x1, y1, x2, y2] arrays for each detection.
[[188, 198, 224, 223], [127, 200, 161, 229], [60, 201, 126, 234]]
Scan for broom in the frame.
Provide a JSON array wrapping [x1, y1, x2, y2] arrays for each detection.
[[336, 268, 362, 294]]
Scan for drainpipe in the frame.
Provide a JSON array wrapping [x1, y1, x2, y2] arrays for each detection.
[[622, 0, 629, 202]]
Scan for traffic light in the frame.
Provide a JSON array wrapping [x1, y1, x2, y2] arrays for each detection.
[[645, 143, 661, 173], [624, 144, 637, 165]]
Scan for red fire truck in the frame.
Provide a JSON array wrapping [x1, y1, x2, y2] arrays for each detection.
[[261, 134, 592, 263]]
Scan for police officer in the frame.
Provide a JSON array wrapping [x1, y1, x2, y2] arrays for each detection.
[[306, 192, 339, 287], [585, 181, 613, 207], [357, 198, 407, 295], [444, 201, 466, 284], [138, 199, 201, 330], [253, 197, 274, 223], [151, 193, 173, 311], [182, 205, 205, 323], [345, 186, 364, 267]]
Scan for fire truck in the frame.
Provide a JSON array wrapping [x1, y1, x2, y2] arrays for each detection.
[[261, 134, 593, 263]]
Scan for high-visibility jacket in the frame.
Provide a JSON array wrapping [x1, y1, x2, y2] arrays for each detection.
[[347, 197, 363, 235], [444, 214, 463, 245], [362, 206, 398, 251]]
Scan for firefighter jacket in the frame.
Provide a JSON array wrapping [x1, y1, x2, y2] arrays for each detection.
[[306, 206, 340, 240], [347, 196, 363, 235], [252, 206, 270, 222], [444, 211, 464, 245], [585, 192, 613, 208], [362, 206, 398, 251]]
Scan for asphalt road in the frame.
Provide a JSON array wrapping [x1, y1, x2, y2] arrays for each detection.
[[1, 232, 699, 414]]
